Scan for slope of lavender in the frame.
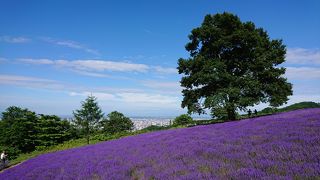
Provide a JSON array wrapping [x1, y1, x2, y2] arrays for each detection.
[[1, 108, 320, 179]]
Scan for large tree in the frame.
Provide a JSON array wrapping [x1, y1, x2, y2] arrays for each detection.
[[73, 95, 104, 144], [178, 12, 292, 120]]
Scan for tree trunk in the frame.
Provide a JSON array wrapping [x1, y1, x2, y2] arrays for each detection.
[[86, 124, 90, 144], [226, 104, 236, 121]]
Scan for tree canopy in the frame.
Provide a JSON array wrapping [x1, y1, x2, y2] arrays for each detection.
[[73, 95, 104, 144], [102, 111, 133, 134], [173, 114, 193, 126], [0, 106, 76, 159], [178, 12, 292, 120], [0, 106, 38, 154]]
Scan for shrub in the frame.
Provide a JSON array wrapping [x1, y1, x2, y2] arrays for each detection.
[[173, 114, 193, 126], [102, 111, 134, 134], [140, 125, 171, 132]]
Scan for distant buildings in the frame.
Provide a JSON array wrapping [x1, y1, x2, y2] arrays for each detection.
[[132, 119, 172, 131]]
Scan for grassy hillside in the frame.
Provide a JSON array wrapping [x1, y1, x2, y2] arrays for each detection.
[[4, 101, 319, 169], [1, 108, 320, 179], [280, 101, 320, 111]]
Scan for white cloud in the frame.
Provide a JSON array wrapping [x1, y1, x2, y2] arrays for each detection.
[[0, 74, 56, 83], [40, 37, 100, 55], [71, 70, 111, 78], [69, 91, 179, 106], [286, 67, 320, 79], [69, 91, 116, 101], [141, 80, 182, 95], [286, 94, 320, 105], [142, 81, 179, 89], [19, 58, 54, 65], [0, 57, 8, 63], [286, 48, 320, 65], [0, 74, 182, 115], [0, 74, 143, 95], [18, 58, 178, 75], [69, 60, 149, 72], [117, 92, 179, 105], [0, 74, 66, 90], [0, 36, 30, 43], [152, 66, 177, 74], [18, 58, 150, 73]]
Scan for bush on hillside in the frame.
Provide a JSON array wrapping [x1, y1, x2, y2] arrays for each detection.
[[173, 114, 193, 126], [102, 111, 134, 134], [141, 125, 171, 132], [260, 107, 278, 114], [280, 101, 320, 112]]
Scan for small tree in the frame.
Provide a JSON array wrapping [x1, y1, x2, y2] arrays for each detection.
[[173, 114, 193, 126], [73, 95, 104, 144], [102, 111, 133, 134]]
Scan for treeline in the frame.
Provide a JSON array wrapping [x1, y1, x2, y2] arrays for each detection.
[[0, 95, 134, 159], [260, 101, 320, 114], [0, 107, 77, 159]]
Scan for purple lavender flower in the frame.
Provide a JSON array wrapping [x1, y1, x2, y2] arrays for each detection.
[[1, 108, 319, 179]]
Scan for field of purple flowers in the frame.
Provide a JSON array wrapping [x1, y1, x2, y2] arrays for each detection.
[[1, 108, 320, 179]]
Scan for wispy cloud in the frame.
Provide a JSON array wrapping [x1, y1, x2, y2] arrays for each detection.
[[0, 57, 8, 63], [0, 36, 30, 43], [69, 91, 179, 106], [152, 66, 177, 74], [117, 92, 179, 105], [69, 91, 116, 101], [0, 74, 143, 94], [286, 94, 320, 105], [0, 74, 181, 108], [18, 58, 177, 76], [286, 67, 320, 79], [71, 70, 111, 78], [286, 48, 320, 65], [0, 74, 65, 90], [40, 37, 100, 55], [19, 58, 54, 65], [141, 80, 181, 95], [18, 58, 149, 73]]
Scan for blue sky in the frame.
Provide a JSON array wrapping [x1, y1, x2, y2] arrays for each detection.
[[0, 0, 319, 117]]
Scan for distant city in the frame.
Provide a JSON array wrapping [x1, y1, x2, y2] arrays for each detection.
[[60, 115, 210, 131]]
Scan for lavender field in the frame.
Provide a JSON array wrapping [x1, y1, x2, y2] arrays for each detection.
[[1, 108, 320, 179]]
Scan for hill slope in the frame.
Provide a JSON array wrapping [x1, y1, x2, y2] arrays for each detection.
[[1, 108, 320, 179]]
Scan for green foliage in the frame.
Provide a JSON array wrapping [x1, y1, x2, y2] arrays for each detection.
[[0, 107, 78, 160], [0, 146, 21, 160], [0, 106, 39, 153], [177, 12, 292, 120], [102, 111, 133, 134], [73, 95, 104, 144], [37, 115, 78, 147], [173, 114, 193, 126], [260, 107, 278, 114], [280, 101, 320, 112], [260, 102, 320, 115], [140, 125, 172, 132]]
